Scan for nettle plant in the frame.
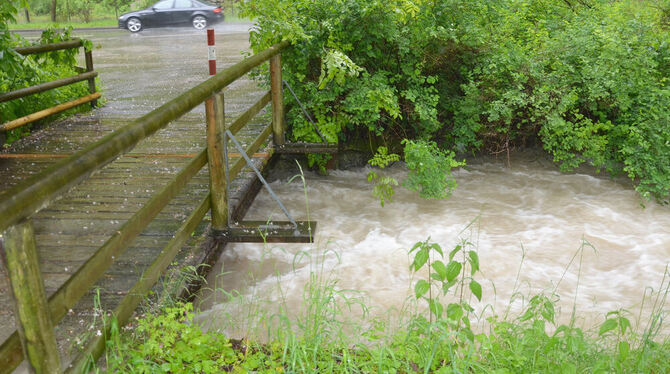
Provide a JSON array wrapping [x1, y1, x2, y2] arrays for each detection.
[[409, 237, 482, 334]]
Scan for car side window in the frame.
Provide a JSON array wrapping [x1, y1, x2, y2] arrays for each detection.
[[174, 0, 193, 8], [153, 0, 173, 9]]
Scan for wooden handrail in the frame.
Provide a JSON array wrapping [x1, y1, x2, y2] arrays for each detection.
[[0, 40, 289, 234], [0, 71, 98, 103], [13, 39, 83, 55]]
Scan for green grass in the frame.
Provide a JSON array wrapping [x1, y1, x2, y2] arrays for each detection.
[[99, 237, 670, 373]]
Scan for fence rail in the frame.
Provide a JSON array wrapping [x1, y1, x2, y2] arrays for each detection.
[[0, 39, 290, 373], [0, 39, 98, 133]]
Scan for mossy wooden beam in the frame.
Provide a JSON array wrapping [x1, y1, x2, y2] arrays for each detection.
[[65, 195, 211, 373], [207, 92, 228, 230], [84, 50, 98, 108], [0, 40, 289, 234], [0, 221, 61, 374], [14, 39, 83, 55], [270, 55, 285, 146], [0, 92, 101, 132], [0, 71, 98, 103]]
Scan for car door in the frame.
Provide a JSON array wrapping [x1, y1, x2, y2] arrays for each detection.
[[143, 0, 175, 27], [172, 0, 195, 25]]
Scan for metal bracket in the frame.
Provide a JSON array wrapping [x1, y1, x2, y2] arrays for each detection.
[[282, 80, 328, 144], [223, 129, 314, 241]]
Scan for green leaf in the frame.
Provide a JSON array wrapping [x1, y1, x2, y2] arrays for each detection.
[[619, 316, 631, 335], [411, 248, 429, 272], [599, 318, 617, 336], [431, 260, 447, 281], [468, 251, 479, 275], [442, 279, 457, 294], [430, 243, 443, 257], [414, 280, 430, 299], [618, 341, 630, 360], [542, 300, 555, 323], [446, 261, 462, 282], [449, 245, 462, 261], [446, 303, 463, 321], [469, 280, 482, 301], [429, 299, 443, 318]]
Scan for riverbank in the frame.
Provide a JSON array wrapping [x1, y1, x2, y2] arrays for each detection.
[[102, 249, 670, 372]]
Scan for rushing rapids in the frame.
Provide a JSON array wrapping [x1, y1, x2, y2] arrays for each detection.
[[197, 151, 670, 334]]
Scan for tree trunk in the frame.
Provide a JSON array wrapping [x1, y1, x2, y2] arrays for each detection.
[[24, 8, 30, 23], [51, 0, 57, 22]]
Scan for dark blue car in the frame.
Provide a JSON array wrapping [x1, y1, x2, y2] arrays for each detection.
[[118, 0, 224, 32]]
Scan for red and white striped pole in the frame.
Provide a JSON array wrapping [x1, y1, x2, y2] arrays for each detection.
[[207, 28, 216, 75]]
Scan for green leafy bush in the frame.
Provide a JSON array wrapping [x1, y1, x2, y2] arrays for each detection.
[[1, 2, 94, 147], [242, 0, 670, 203]]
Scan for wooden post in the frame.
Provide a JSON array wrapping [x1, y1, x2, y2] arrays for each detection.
[[205, 92, 228, 230], [270, 54, 285, 146], [84, 50, 97, 108], [0, 221, 61, 373]]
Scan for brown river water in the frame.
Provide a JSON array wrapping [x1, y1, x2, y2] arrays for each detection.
[[196, 151, 670, 337]]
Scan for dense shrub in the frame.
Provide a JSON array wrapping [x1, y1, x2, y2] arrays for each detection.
[[242, 0, 670, 203], [1, 1, 93, 147]]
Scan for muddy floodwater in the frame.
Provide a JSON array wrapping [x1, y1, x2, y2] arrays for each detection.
[[197, 151, 670, 335]]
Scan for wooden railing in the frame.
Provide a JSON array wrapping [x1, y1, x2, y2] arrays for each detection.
[[0, 39, 100, 133], [0, 40, 289, 374]]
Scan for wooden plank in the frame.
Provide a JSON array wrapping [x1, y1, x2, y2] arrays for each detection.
[[217, 221, 315, 243], [228, 91, 271, 135], [0, 221, 61, 373], [0, 152, 270, 159], [270, 55, 285, 146], [65, 195, 210, 373], [275, 142, 339, 154]]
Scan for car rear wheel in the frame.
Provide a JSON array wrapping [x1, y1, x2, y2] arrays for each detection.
[[127, 17, 142, 32], [192, 15, 207, 30]]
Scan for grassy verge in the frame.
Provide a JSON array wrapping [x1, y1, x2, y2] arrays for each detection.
[[98, 236, 670, 373]]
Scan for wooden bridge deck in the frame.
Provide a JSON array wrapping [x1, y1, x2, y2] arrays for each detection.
[[0, 28, 270, 364]]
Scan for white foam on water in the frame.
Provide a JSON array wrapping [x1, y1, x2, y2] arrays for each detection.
[[197, 155, 670, 336]]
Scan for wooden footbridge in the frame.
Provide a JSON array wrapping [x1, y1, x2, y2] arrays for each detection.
[[0, 31, 329, 373]]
